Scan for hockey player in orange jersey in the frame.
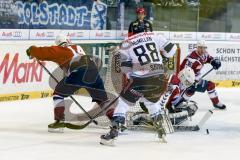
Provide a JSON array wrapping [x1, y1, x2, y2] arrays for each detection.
[[26, 34, 109, 132]]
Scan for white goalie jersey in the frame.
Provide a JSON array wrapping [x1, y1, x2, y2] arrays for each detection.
[[120, 32, 177, 78]]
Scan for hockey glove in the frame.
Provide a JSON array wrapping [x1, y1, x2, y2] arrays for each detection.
[[192, 79, 200, 89], [210, 58, 221, 70], [26, 47, 33, 59]]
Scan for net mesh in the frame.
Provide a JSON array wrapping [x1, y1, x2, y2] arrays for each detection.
[[65, 43, 181, 130], [94, 44, 181, 127]]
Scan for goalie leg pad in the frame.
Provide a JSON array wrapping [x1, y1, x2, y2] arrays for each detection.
[[169, 111, 189, 125], [131, 112, 151, 125], [186, 101, 198, 116], [175, 101, 198, 117]]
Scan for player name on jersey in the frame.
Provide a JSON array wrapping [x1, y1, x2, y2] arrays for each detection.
[[131, 37, 153, 46], [150, 64, 164, 71]]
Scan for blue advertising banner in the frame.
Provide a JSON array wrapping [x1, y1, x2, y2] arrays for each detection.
[[0, 0, 108, 30]]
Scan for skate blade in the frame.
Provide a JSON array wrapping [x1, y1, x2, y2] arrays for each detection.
[[119, 130, 128, 135], [214, 108, 227, 111], [158, 135, 167, 143], [160, 137, 167, 143], [100, 138, 115, 146], [48, 127, 64, 133]]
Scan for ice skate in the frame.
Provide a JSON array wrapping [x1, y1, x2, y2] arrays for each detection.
[[214, 103, 226, 110], [100, 126, 118, 146], [119, 124, 127, 133], [48, 120, 65, 133], [152, 114, 167, 143]]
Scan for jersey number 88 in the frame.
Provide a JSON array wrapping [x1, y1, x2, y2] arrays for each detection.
[[133, 42, 160, 66]]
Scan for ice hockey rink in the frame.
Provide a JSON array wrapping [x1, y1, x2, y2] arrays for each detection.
[[0, 88, 239, 160]]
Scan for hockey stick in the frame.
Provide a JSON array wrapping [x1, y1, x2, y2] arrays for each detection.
[[173, 109, 214, 132], [188, 67, 214, 90], [195, 109, 214, 129], [201, 67, 214, 79], [173, 125, 199, 131], [65, 80, 133, 130], [37, 60, 98, 125]]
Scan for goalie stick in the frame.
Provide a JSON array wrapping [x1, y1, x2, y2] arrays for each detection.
[[125, 109, 213, 132], [200, 67, 214, 79], [171, 68, 215, 131], [173, 109, 214, 131]]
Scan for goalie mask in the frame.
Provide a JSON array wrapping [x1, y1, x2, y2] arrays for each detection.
[[178, 67, 195, 88], [55, 34, 71, 46]]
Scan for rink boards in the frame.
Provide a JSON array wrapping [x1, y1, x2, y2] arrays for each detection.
[[0, 40, 240, 102]]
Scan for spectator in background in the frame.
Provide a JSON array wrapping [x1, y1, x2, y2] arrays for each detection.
[[94, 0, 100, 4], [141, 0, 155, 21], [128, 7, 153, 37]]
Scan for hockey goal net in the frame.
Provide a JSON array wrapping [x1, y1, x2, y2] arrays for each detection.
[[92, 43, 181, 127]]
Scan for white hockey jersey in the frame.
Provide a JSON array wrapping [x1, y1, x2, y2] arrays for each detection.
[[120, 32, 177, 78]]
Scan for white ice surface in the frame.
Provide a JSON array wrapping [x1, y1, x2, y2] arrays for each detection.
[[0, 88, 240, 160]]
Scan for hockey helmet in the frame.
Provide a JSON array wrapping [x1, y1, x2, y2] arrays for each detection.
[[178, 67, 195, 88], [197, 39, 207, 48], [55, 34, 71, 46]]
